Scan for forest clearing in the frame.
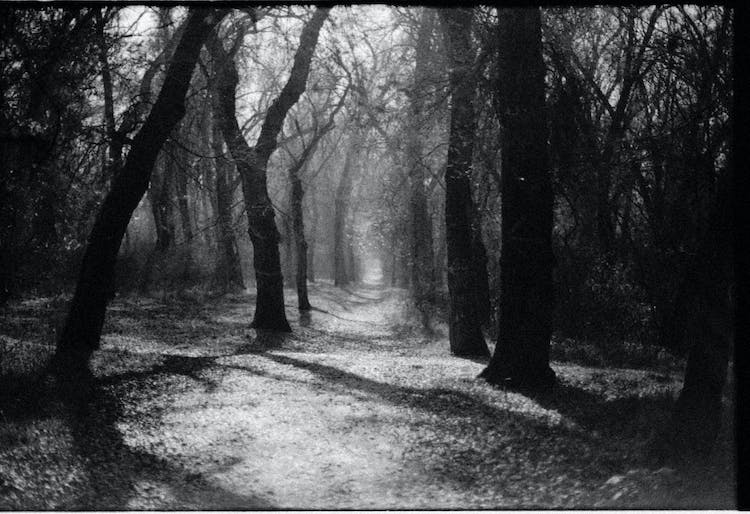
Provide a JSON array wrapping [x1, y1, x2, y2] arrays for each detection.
[[0, 275, 735, 509], [0, 4, 739, 510]]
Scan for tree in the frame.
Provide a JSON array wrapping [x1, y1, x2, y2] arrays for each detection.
[[210, 7, 330, 331], [52, 8, 228, 377], [439, 8, 490, 357], [285, 87, 348, 309], [545, 7, 732, 348], [660, 166, 733, 461], [210, 105, 245, 293], [139, 146, 177, 292], [0, 7, 101, 302], [407, 8, 438, 317], [334, 134, 360, 287], [479, 8, 556, 389]]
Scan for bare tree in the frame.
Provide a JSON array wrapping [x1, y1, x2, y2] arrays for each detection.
[[53, 8, 228, 378], [285, 87, 348, 309], [210, 7, 330, 331]]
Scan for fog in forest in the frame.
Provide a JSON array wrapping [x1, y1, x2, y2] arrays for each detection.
[[0, 5, 738, 510]]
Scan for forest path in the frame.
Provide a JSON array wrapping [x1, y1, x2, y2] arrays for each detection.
[[0, 278, 736, 509]]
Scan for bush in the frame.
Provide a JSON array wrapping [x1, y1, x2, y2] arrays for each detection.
[[550, 335, 682, 370], [554, 247, 654, 347]]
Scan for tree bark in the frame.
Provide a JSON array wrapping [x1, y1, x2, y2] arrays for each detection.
[[53, 9, 228, 375], [95, 8, 117, 180], [282, 211, 295, 286], [139, 151, 176, 293], [290, 164, 311, 310], [664, 170, 733, 460], [334, 140, 357, 287], [210, 8, 329, 331], [308, 181, 318, 283], [211, 108, 245, 292], [439, 9, 490, 358], [479, 8, 556, 389], [408, 9, 437, 315], [110, 16, 188, 173]]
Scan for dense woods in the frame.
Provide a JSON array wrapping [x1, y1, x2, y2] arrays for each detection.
[[0, 5, 737, 509]]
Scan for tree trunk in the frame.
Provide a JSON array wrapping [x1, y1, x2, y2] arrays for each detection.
[[471, 220, 491, 327], [290, 164, 311, 310], [210, 8, 329, 331], [211, 107, 244, 292], [664, 170, 733, 460], [139, 153, 176, 293], [175, 160, 193, 244], [479, 8, 555, 389], [334, 142, 356, 287], [308, 182, 318, 283], [282, 210, 295, 286], [408, 9, 437, 315], [96, 8, 118, 179], [347, 235, 358, 284], [53, 9, 228, 375], [439, 9, 490, 358]]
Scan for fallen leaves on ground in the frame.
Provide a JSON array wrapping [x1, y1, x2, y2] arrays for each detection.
[[0, 281, 736, 509]]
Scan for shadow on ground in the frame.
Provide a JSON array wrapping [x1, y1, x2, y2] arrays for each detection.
[[58, 376, 273, 510]]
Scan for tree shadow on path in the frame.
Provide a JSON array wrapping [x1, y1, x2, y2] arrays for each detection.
[[257, 353, 696, 474], [57, 374, 273, 510]]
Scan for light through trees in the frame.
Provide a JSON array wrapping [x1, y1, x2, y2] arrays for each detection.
[[0, 5, 734, 465]]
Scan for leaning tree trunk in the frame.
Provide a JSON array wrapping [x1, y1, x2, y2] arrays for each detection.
[[439, 9, 490, 358], [53, 9, 228, 376], [479, 8, 556, 389], [408, 8, 437, 315], [210, 8, 329, 331], [211, 107, 244, 292]]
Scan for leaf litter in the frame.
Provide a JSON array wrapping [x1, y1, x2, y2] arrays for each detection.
[[0, 281, 736, 509]]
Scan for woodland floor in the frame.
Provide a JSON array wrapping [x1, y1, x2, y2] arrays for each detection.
[[0, 272, 737, 509]]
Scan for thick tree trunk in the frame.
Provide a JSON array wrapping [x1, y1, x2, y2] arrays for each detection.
[[439, 9, 490, 358], [211, 8, 329, 331], [409, 9, 437, 314], [479, 8, 556, 389], [665, 171, 733, 460], [53, 9, 228, 375], [211, 109, 244, 292], [110, 16, 188, 173]]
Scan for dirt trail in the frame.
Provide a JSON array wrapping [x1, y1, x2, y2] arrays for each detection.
[[0, 277, 736, 509], [102, 283, 476, 509]]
